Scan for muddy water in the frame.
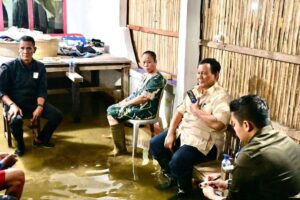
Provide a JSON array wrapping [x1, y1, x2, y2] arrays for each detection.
[[0, 93, 174, 199]]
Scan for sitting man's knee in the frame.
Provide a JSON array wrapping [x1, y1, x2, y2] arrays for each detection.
[[48, 109, 63, 124], [9, 116, 23, 127], [9, 169, 25, 184], [169, 153, 184, 172], [14, 170, 25, 184]]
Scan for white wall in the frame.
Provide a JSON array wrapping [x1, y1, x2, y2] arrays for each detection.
[[66, 0, 127, 57], [67, 0, 130, 94], [176, 0, 200, 106]]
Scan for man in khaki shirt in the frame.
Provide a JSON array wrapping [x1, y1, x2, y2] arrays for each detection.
[[149, 58, 230, 200]]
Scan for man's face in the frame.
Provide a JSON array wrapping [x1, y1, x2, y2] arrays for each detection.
[[19, 40, 35, 63], [230, 113, 247, 143], [197, 63, 218, 89]]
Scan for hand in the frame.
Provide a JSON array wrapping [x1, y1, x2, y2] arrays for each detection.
[[117, 97, 129, 107], [201, 174, 221, 187], [206, 179, 228, 191], [202, 184, 217, 199], [202, 184, 224, 200], [1, 154, 18, 169], [7, 104, 23, 122], [190, 100, 200, 115], [31, 106, 43, 125], [164, 133, 176, 152], [0, 153, 9, 160], [118, 101, 128, 107]]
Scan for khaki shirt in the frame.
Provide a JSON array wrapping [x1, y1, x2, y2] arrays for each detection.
[[177, 82, 231, 155]]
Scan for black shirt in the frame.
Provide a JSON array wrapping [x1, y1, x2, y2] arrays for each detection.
[[0, 58, 47, 107]]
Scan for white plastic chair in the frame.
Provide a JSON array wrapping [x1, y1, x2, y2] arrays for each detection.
[[126, 85, 166, 160]]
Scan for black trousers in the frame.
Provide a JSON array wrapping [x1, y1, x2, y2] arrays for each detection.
[[6, 103, 63, 149], [150, 131, 218, 191]]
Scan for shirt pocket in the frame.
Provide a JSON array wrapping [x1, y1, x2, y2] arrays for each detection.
[[201, 99, 213, 114]]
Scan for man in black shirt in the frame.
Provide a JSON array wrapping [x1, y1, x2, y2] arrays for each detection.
[[0, 35, 63, 156]]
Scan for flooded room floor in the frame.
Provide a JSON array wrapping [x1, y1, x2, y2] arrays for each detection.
[[0, 93, 184, 200]]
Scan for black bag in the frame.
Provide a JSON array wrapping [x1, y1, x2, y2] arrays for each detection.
[[76, 45, 96, 54]]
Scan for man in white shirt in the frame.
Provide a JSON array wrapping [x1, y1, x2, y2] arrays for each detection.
[[150, 58, 231, 200]]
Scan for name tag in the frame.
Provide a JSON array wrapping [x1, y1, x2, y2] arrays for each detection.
[[33, 72, 39, 79]]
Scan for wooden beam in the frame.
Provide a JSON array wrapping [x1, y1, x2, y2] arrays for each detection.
[[199, 40, 300, 65], [127, 24, 179, 38], [65, 72, 84, 83]]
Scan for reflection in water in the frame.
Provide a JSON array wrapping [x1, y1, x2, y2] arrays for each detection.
[[0, 93, 174, 200], [47, 171, 123, 199]]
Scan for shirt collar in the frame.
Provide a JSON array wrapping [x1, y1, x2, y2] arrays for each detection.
[[194, 82, 219, 96], [248, 125, 273, 143], [17, 58, 35, 69]]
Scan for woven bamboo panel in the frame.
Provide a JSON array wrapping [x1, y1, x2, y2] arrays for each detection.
[[200, 0, 300, 129], [201, 0, 300, 129], [128, 0, 180, 75], [202, 0, 300, 55]]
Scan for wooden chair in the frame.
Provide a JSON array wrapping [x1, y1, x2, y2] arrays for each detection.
[[126, 85, 166, 160], [2, 104, 41, 147]]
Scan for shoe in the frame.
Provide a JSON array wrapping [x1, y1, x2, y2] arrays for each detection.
[[33, 139, 55, 148], [168, 189, 191, 200], [14, 148, 25, 157], [155, 174, 177, 190]]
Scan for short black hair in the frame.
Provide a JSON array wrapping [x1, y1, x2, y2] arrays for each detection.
[[230, 95, 270, 129], [199, 58, 221, 75], [143, 50, 157, 63], [19, 35, 35, 46]]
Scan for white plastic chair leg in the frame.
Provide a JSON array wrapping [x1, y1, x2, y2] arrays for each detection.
[[132, 122, 140, 159], [142, 148, 149, 165]]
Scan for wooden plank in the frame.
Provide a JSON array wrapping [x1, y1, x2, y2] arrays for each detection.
[[199, 40, 300, 65], [46, 67, 68, 73], [127, 24, 179, 38], [48, 89, 69, 95], [79, 86, 122, 93], [48, 86, 122, 95], [65, 72, 83, 83], [79, 65, 130, 71]]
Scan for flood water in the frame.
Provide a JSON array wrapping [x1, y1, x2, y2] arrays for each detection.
[[0, 93, 181, 200]]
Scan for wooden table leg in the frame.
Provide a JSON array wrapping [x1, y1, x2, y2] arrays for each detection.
[[122, 66, 130, 98], [66, 72, 83, 123], [91, 71, 100, 86], [72, 82, 81, 123]]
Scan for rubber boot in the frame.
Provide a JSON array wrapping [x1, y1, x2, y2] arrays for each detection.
[[108, 123, 128, 156]]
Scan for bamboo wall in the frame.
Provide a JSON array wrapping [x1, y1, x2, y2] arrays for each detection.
[[201, 0, 300, 129], [128, 0, 180, 75]]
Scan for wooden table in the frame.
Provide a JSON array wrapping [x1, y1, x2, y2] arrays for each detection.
[[0, 54, 131, 122]]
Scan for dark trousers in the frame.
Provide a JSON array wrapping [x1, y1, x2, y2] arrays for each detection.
[[6, 103, 63, 149], [149, 130, 217, 190]]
